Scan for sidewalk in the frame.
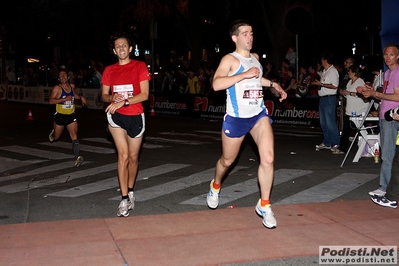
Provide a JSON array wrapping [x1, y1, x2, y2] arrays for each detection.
[[1, 200, 398, 266]]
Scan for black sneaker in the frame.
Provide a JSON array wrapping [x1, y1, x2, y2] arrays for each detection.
[[371, 195, 398, 209]]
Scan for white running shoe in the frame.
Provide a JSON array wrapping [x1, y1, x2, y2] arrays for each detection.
[[128, 191, 135, 210], [368, 188, 386, 197], [315, 143, 331, 150], [255, 200, 277, 229], [206, 179, 220, 209], [117, 199, 129, 217]]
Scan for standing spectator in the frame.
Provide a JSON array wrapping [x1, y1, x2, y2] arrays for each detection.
[[283, 67, 297, 98], [371, 111, 399, 208], [295, 64, 310, 98], [161, 68, 172, 93], [48, 69, 87, 167], [312, 53, 340, 151], [332, 65, 369, 154], [206, 19, 287, 229], [74, 68, 84, 88], [48, 62, 60, 87], [198, 68, 207, 95], [306, 63, 321, 98], [101, 32, 151, 217], [82, 67, 93, 88], [285, 46, 297, 67], [184, 69, 200, 94], [337, 57, 355, 129], [263, 58, 277, 81], [169, 67, 181, 94], [92, 64, 102, 89], [205, 67, 215, 96], [97, 61, 105, 75], [6, 66, 16, 84], [178, 67, 188, 93], [17, 66, 26, 85], [277, 58, 290, 85], [339, 57, 355, 91], [360, 43, 399, 197], [25, 66, 38, 86]]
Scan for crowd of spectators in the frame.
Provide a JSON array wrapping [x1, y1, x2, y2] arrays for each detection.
[[3, 60, 104, 90], [159, 60, 215, 96], [3, 50, 382, 101]]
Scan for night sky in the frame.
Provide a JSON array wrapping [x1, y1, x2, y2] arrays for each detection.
[[0, 0, 382, 70]]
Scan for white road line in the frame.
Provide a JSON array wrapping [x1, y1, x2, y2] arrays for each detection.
[[47, 164, 191, 197], [274, 172, 377, 205], [39, 142, 115, 154], [0, 156, 46, 173], [181, 169, 313, 206], [47, 177, 119, 197], [117, 166, 248, 202], [0, 146, 74, 159], [1, 163, 116, 193], [142, 143, 168, 149], [136, 164, 191, 181], [0, 161, 82, 183], [81, 137, 169, 149], [195, 130, 221, 135]]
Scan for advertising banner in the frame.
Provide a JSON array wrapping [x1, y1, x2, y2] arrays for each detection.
[[1, 83, 321, 127]]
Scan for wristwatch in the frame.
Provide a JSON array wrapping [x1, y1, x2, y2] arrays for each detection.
[[124, 99, 130, 107]]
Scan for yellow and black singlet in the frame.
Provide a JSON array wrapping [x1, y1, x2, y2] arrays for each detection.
[[55, 84, 75, 115]]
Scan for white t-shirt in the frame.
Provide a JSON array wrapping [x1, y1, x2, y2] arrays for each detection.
[[345, 77, 369, 116], [318, 65, 339, 97]]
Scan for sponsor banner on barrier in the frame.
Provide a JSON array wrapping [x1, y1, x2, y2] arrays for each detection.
[[149, 92, 320, 127], [80, 89, 104, 110], [0, 84, 321, 126], [6, 85, 51, 104]]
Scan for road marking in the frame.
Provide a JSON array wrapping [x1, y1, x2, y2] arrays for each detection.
[[181, 169, 313, 206], [0, 161, 82, 183], [118, 166, 248, 202], [0, 156, 46, 173], [0, 146, 73, 159], [47, 177, 119, 197], [1, 163, 116, 193], [195, 130, 220, 135], [39, 142, 115, 154], [47, 164, 191, 197], [142, 143, 169, 149], [82, 137, 168, 149], [274, 172, 377, 205]]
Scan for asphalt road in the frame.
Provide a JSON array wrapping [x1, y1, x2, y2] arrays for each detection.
[[0, 101, 381, 225]]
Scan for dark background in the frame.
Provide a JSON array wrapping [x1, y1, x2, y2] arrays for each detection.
[[0, 0, 382, 74]]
